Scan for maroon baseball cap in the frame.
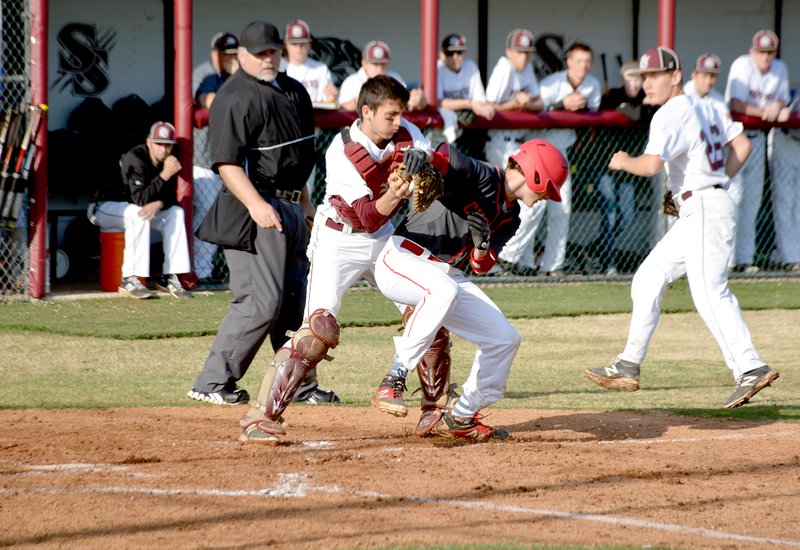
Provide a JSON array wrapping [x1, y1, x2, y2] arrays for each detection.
[[442, 33, 467, 53], [284, 19, 311, 44], [631, 46, 681, 75], [505, 29, 534, 52], [363, 40, 391, 63], [752, 29, 779, 52], [148, 121, 177, 144], [694, 53, 721, 73]]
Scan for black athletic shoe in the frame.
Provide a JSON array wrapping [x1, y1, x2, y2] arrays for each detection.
[[187, 384, 250, 405], [293, 382, 341, 404]]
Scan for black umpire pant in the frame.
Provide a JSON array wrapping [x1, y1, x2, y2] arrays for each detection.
[[192, 195, 309, 393]]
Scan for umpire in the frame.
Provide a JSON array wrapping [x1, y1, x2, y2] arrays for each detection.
[[188, 21, 316, 405]]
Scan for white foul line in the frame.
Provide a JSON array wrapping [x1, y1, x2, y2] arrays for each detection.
[[3, 473, 800, 548]]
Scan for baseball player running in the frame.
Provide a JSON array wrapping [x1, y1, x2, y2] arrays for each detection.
[[373, 139, 568, 440], [238, 75, 447, 443], [585, 47, 779, 408]]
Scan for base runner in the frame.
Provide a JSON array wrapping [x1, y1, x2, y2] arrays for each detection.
[[373, 139, 568, 440]]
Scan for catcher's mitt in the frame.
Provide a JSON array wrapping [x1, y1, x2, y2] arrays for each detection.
[[662, 190, 679, 217], [396, 162, 444, 212]]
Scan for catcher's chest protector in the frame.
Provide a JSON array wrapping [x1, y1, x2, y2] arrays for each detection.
[[341, 126, 412, 193]]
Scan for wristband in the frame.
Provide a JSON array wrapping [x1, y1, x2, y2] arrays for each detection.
[[470, 248, 497, 275]]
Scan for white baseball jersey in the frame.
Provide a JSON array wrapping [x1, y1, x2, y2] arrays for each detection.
[[437, 58, 487, 101], [280, 57, 335, 103], [338, 67, 407, 106], [485, 56, 539, 103], [683, 80, 725, 105], [537, 70, 602, 149], [646, 94, 741, 195], [724, 55, 790, 108]]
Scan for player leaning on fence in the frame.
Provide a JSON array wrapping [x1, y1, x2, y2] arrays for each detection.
[[585, 47, 779, 408]]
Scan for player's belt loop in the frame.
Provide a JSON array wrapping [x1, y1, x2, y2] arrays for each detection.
[[324, 217, 366, 234], [680, 184, 724, 202]]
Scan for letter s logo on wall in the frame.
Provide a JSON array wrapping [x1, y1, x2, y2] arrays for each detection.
[[52, 23, 116, 97]]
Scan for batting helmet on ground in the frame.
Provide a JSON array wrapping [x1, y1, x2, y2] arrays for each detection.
[[509, 139, 568, 202]]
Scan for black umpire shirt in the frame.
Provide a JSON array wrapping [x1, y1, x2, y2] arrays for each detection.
[[208, 69, 315, 192], [119, 144, 179, 208], [397, 144, 521, 270]]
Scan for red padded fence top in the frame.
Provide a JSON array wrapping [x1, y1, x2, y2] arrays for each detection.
[[193, 107, 800, 131]]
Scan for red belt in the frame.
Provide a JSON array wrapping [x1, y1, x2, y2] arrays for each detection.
[[399, 238, 443, 262], [325, 218, 366, 233], [680, 184, 723, 202]]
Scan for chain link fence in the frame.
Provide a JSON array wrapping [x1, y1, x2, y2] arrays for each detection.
[[192, 118, 800, 287], [0, 0, 30, 302]]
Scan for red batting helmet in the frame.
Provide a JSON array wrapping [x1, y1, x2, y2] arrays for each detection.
[[509, 139, 568, 202]]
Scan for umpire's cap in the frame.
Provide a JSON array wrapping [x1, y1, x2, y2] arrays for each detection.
[[240, 21, 282, 54], [510, 139, 568, 202]]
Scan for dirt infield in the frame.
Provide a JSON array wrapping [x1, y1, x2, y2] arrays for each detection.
[[2, 406, 799, 549]]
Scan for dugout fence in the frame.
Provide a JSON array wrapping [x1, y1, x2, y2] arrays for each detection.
[[0, 0, 31, 301]]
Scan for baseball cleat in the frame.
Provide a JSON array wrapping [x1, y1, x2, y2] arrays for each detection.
[[239, 421, 282, 444], [370, 374, 408, 417], [435, 412, 511, 441], [585, 358, 640, 391], [155, 273, 192, 299], [118, 275, 155, 299], [723, 366, 779, 409], [187, 384, 250, 405]]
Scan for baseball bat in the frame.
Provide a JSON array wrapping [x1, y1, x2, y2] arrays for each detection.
[[600, 53, 609, 93], [616, 54, 624, 69], [0, 104, 47, 223], [0, 109, 14, 166], [0, 107, 25, 212], [4, 104, 48, 226]]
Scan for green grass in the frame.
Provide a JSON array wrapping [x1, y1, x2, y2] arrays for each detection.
[[1, 280, 798, 422], [2, 279, 799, 339]]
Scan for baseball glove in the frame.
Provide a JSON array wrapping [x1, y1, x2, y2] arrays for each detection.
[[662, 190, 679, 217], [396, 162, 444, 212]]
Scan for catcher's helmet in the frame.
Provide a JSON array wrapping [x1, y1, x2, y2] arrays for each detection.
[[509, 139, 568, 202]]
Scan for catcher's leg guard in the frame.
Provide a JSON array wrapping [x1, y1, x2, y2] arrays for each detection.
[[415, 325, 458, 436], [240, 309, 340, 442]]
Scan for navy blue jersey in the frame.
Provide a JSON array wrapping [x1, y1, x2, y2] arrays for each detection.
[[396, 144, 520, 270]]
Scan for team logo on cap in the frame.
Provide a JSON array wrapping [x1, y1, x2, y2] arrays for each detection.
[[518, 34, 531, 48], [639, 53, 651, 69], [702, 58, 716, 70], [758, 35, 772, 48], [372, 47, 387, 59], [290, 27, 303, 38], [157, 127, 170, 139]]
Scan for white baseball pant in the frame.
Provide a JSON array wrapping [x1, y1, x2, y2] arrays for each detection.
[[374, 235, 521, 416], [768, 129, 800, 264], [618, 188, 765, 380], [90, 201, 191, 278], [728, 131, 766, 266]]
